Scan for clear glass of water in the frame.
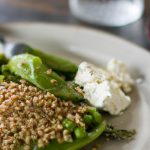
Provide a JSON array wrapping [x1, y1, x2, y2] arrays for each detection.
[[69, 0, 144, 27]]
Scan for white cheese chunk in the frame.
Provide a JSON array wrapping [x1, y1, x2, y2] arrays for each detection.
[[107, 59, 134, 93], [75, 60, 133, 115], [83, 81, 131, 115], [75, 62, 110, 86]]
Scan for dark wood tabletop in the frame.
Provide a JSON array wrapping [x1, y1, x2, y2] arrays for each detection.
[[0, 0, 150, 50]]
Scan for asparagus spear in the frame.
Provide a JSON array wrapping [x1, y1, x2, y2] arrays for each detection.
[[103, 124, 136, 140]]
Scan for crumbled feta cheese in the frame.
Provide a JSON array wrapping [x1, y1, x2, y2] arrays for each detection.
[[75, 62, 110, 86], [84, 81, 131, 115], [107, 59, 134, 93], [75, 60, 134, 115]]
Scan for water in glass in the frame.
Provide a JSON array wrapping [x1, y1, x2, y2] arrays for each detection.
[[69, 0, 144, 26]]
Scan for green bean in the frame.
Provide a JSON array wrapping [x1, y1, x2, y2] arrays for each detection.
[[74, 127, 87, 139], [62, 119, 76, 132]]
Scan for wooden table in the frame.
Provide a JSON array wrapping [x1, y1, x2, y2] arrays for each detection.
[[0, 0, 150, 50]]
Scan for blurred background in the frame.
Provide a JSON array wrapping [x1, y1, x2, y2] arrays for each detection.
[[0, 0, 150, 50]]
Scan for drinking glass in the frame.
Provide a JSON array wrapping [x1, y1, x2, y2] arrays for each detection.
[[69, 0, 144, 27]]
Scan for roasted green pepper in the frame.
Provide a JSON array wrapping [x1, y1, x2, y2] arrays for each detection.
[[7, 54, 82, 101]]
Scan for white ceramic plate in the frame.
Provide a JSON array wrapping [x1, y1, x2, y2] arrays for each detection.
[[0, 23, 150, 150]]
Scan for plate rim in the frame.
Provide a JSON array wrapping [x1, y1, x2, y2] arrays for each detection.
[[0, 22, 149, 54]]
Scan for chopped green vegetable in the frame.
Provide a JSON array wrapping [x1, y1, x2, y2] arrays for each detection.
[[84, 114, 93, 125], [62, 119, 76, 132], [88, 108, 102, 124], [74, 127, 87, 139], [7, 54, 82, 101]]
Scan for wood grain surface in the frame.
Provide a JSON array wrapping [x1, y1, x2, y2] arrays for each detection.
[[0, 0, 70, 22]]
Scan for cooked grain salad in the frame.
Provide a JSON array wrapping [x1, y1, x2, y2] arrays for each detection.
[[0, 43, 135, 150], [0, 80, 90, 149]]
